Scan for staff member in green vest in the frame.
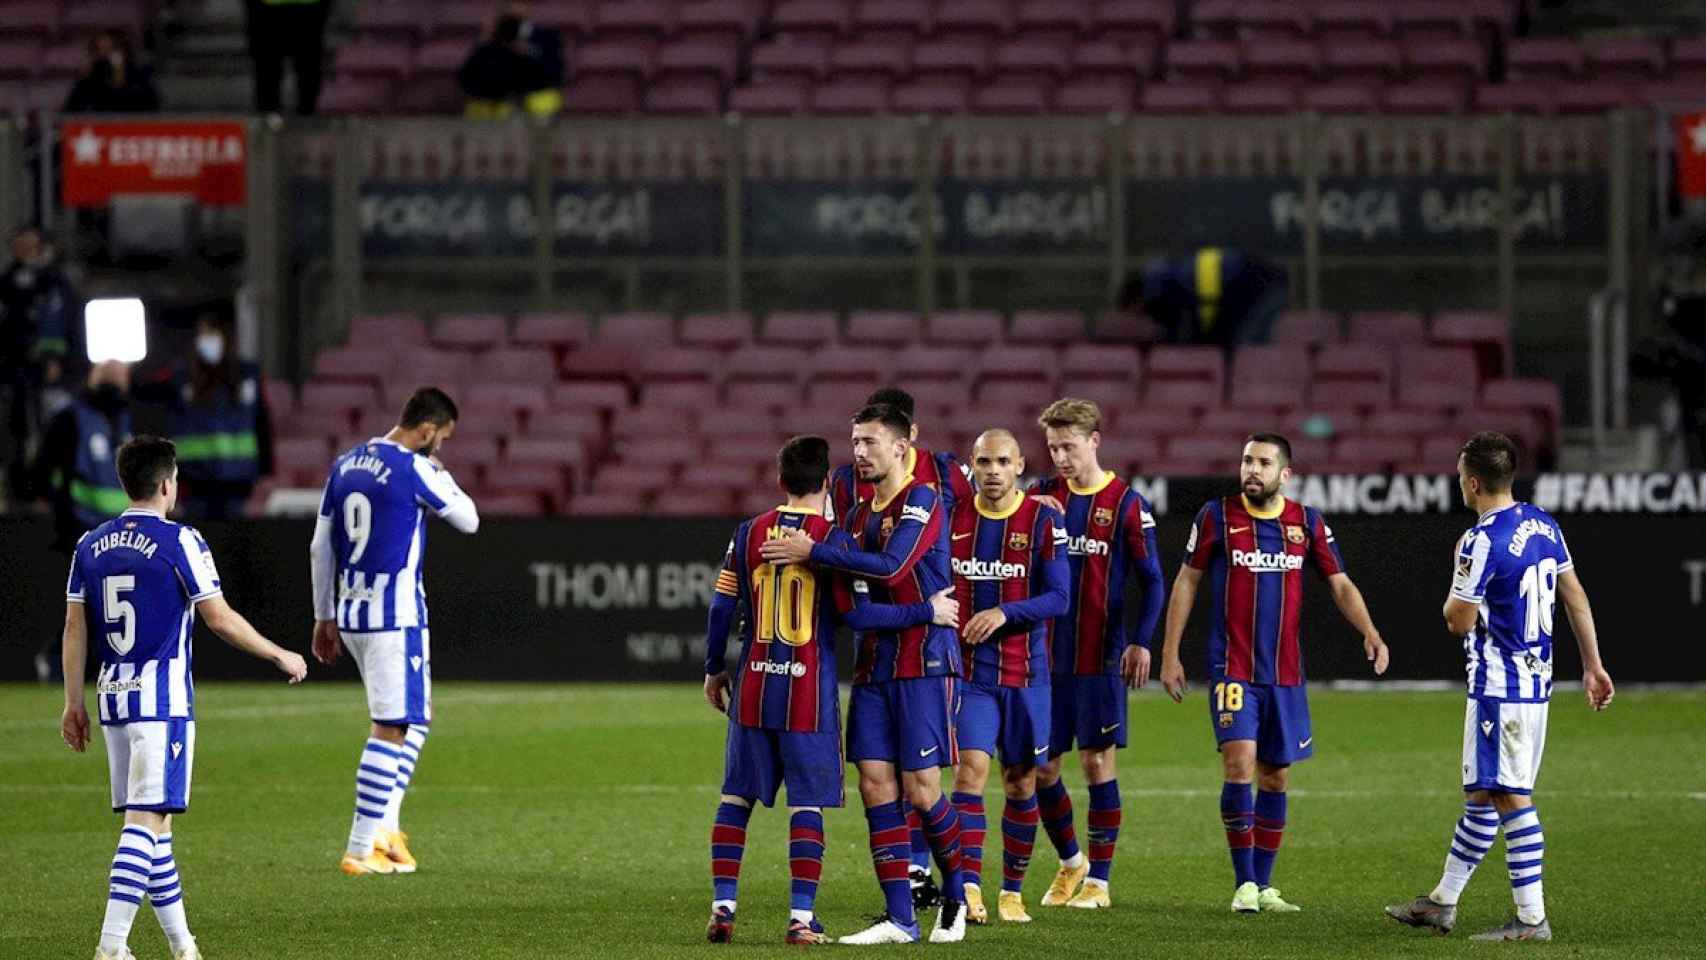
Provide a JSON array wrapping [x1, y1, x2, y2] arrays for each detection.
[[169, 314, 273, 521], [29, 360, 133, 680], [246, 0, 328, 115]]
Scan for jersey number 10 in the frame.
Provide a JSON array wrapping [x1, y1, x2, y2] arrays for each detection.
[[751, 563, 816, 648]]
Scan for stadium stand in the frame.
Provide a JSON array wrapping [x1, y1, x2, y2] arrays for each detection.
[[269, 306, 1562, 516]]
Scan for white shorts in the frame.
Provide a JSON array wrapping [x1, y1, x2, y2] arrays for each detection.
[[105, 719, 196, 812], [343, 627, 432, 726], [1461, 697, 1548, 795]]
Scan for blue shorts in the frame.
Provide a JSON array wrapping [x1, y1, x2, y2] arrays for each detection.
[[1050, 673, 1127, 757], [1208, 675, 1313, 767], [846, 677, 958, 771], [721, 721, 845, 809], [957, 681, 1051, 769]]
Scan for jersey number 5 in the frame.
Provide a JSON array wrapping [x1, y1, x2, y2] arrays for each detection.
[[751, 563, 816, 647], [104, 575, 137, 656]]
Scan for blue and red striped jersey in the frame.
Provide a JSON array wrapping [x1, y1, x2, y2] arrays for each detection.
[[830, 445, 974, 530], [1037, 472, 1162, 676], [809, 479, 960, 684], [1184, 496, 1346, 687], [712, 508, 848, 733], [949, 496, 1070, 687]]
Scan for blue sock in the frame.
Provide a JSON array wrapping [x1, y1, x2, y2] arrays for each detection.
[[789, 810, 825, 916], [951, 791, 986, 887], [1220, 782, 1256, 887], [1036, 778, 1080, 861], [907, 807, 932, 873], [1086, 780, 1121, 884], [918, 795, 967, 904], [1253, 789, 1287, 888], [710, 801, 751, 906], [867, 801, 916, 926], [1000, 794, 1040, 893]]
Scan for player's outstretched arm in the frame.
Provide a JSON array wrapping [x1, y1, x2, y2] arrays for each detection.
[[1556, 567, 1614, 710], [1326, 572, 1389, 675], [197, 596, 307, 682], [1159, 565, 1203, 702], [60, 602, 90, 753]]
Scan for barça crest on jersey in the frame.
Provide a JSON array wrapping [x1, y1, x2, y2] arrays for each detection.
[[1285, 524, 1305, 544], [1093, 506, 1115, 527], [1008, 531, 1030, 552], [1218, 711, 1235, 728], [881, 515, 895, 539]]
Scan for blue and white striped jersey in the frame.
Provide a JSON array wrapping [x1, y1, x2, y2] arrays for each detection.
[[318, 438, 471, 632], [1450, 501, 1574, 703], [67, 509, 222, 725]]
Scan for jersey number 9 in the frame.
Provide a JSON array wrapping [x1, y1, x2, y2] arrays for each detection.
[[752, 562, 816, 648], [343, 492, 373, 564]]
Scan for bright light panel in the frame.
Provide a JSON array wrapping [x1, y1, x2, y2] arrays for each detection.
[[85, 298, 147, 363]]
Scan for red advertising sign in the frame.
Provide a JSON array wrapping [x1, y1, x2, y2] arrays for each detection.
[[1678, 112, 1706, 200], [61, 120, 248, 207]]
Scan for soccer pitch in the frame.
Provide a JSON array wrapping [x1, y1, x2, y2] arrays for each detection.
[[2, 683, 1700, 959]]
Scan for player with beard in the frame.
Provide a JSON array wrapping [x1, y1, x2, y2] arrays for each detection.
[[1159, 434, 1389, 913]]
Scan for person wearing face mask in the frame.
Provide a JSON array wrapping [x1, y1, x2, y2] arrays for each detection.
[[28, 361, 136, 680], [166, 316, 273, 521], [63, 31, 161, 113]]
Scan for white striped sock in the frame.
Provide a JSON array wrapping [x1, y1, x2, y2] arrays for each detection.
[[347, 738, 401, 857], [148, 833, 193, 953], [101, 825, 156, 953], [383, 725, 429, 831], [1432, 802, 1497, 905], [1502, 807, 1546, 924]]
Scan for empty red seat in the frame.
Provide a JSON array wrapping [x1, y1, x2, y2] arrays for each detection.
[[680, 0, 764, 41], [513, 312, 591, 350], [300, 381, 379, 419], [263, 379, 297, 419], [1302, 83, 1381, 113], [845, 310, 919, 345], [809, 345, 892, 380], [656, 36, 742, 83], [751, 37, 833, 80], [1506, 38, 1582, 83], [1144, 380, 1221, 412], [810, 77, 892, 113], [652, 488, 738, 516], [831, 38, 913, 79], [1072, 38, 1158, 81], [334, 40, 413, 78], [1242, 37, 1319, 85], [466, 382, 549, 415], [993, 37, 1071, 81], [1670, 36, 1706, 83], [891, 76, 972, 113], [923, 310, 1003, 346], [1093, 0, 1176, 46], [975, 379, 1056, 412], [351, 312, 426, 345], [477, 348, 554, 383], [1140, 83, 1219, 113], [1475, 82, 1554, 114], [973, 77, 1053, 113], [1324, 38, 1402, 82], [432, 313, 508, 350], [1165, 40, 1241, 84], [1399, 345, 1479, 390], [679, 312, 753, 348], [1586, 37, 1664, 83], [1195, 407, 1282, 439], [1312, 1, 1391, 44], [613, 406, 695, 438], [1165, 434, 1240, 464], [616, 435, 702, 469], [910, 35, 990, 80], [726, 345, 808, 383], [1061, 343, 1141, 382], [560, 345, 636, 382], [774, 0, 854, 38], [643, 76, 722, 114], [1094, 310, 1164, 343], [975, 344, 1055, 385], [1054, 77, 1138, 113], [525, 408, 604, 441], [597, 311, 674, 345], [1272, 309, 1340, 345], [570, 489, 650, 516], [760, 311, 838, 346], [1364, 407, 1452, 439], [730, 78, 812, 114], [314, 346, 391, 383], [1311, 346, 1391, 407], [1018, 0, 1090, 34], [595, 0, 678, 38], [1009, 310, 1084, 344], [638, 347, 718, 382], [936, 1, 1012, 36], [1224, 82, 1298, 113], [1392, 0, 1472, 41], [274, 437, 334, 485], [552, 380, 631, 410], [895, 346, 974, 381], [1147, 345, 1225, 393], [0, 3, 61, 40], [1230, 345, 1310, 408], [575, 39, 660, 82], [1481, 378, 1560, 431], [807, 380, 880, 411], [1553, 81, 1632, 114], [1431, 310, 1510, 377], [1405, 38, 1484, 84], [560, 74, 641, 115], [1334, 434, 1417, 468], [1349, 310, 1426, 344]]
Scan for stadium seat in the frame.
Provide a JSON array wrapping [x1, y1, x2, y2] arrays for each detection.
[[274, 436, 335, 486], [759, 311, 839, 347], [639, 381, 720, 410], [0, 3, 61, 41], [1364, 408, 1452, 440], [313, 346, 391, 383], [1334, 434, 1418, 469], [1324, 38, 1402, 83], [597, 311, 675, 346], [1671, 36, 1706, 84], [1241, 37, 1319, 85], [615, 436, 702, 470], [317, 77, 395, 114], [432, 313, 508, 350], [1143, 380, 1221, 413], [1430, 310, 1510, 378], [1061, 343, 1141, 383], [1552, 81, 1632, 114], [1383, 81, 1467, 114], [751, 37, 834, 80], [513, 312, 592, 350], [1404, 38, 1484, 84], [923, 310, 1002, 346], [465, 382, 549, 417], [1272, 309, 1341, 345], [643, 75, 723, 114], [1196, 407, 1283, 439], [895, 346, 974, 383], [723, 379, 801, 410], [1092, 310, 1162, 343], [1068, 380, 1141, 424], [830, 38, 913, 80], [1008, 310, 1085, 344], [1480, 378, 1562, 435], [612, 405, 694, 438], [993, 37, 1073, 82], [299, 381, 378, 422], [1165, 434, 1241, 464], [973, 77, 1054, 113], [974, 344, 1056, 386], [1140, 83, 1220, 113], [1311, 346, 1392, 407], [1452, 407, 1547, 464], [63, 0, 144, 35], [1141, 458, 1217, 477], [1392, 0, 1473, 42], [551, 379, 631, 410], [1092, 0, 1177, 46], [1475, 82, 1554, 115], [1348, 310, 1427, 344], [891, 77, 972, 113], [774, 0, 854, 39], [1399, 345, 1480, 392], [810, 77, 893, 113], [1301, 82, 1381, 113], [1229, 345, 1310, 408], [1164, 39, 1241, 85], [911, 35, 990, 80], [1071, 37, 1159, 82], [1147, 345, 1226, 394], [1585, 37, 1665, 84], [1506, 38, 1583, 83], [525, 408, 605, 442], [638, 347, 719, 383], [656, 36, 742, 84], [263, 379, 297, 420], [974, 379, 1056, 412], [334, 39, 413, 79], [1286, 436, 1331, 471], [351, 313, 427, 345], [1312, 1, 1391, 44], [1224, 82, 1298, 114], [680, 0, 765, 42], [387, 346, 474, 392], [1054, 77, 1139, 113], [730, 77, 813, 114], [653, 489, 739, 516], [845, 310, 920, 346], [679, 312, 754, 349], [560, 74, 642, 114]]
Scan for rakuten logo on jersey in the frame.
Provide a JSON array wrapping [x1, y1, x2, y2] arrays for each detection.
[[1065, 534, 1109, 557], [952, 556, 1028, 581], [1231, 548, 1304, 572], [750, 659, 808, 678]]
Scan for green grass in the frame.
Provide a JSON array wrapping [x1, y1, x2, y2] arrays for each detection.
[[1, 683, 1701, 958]]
